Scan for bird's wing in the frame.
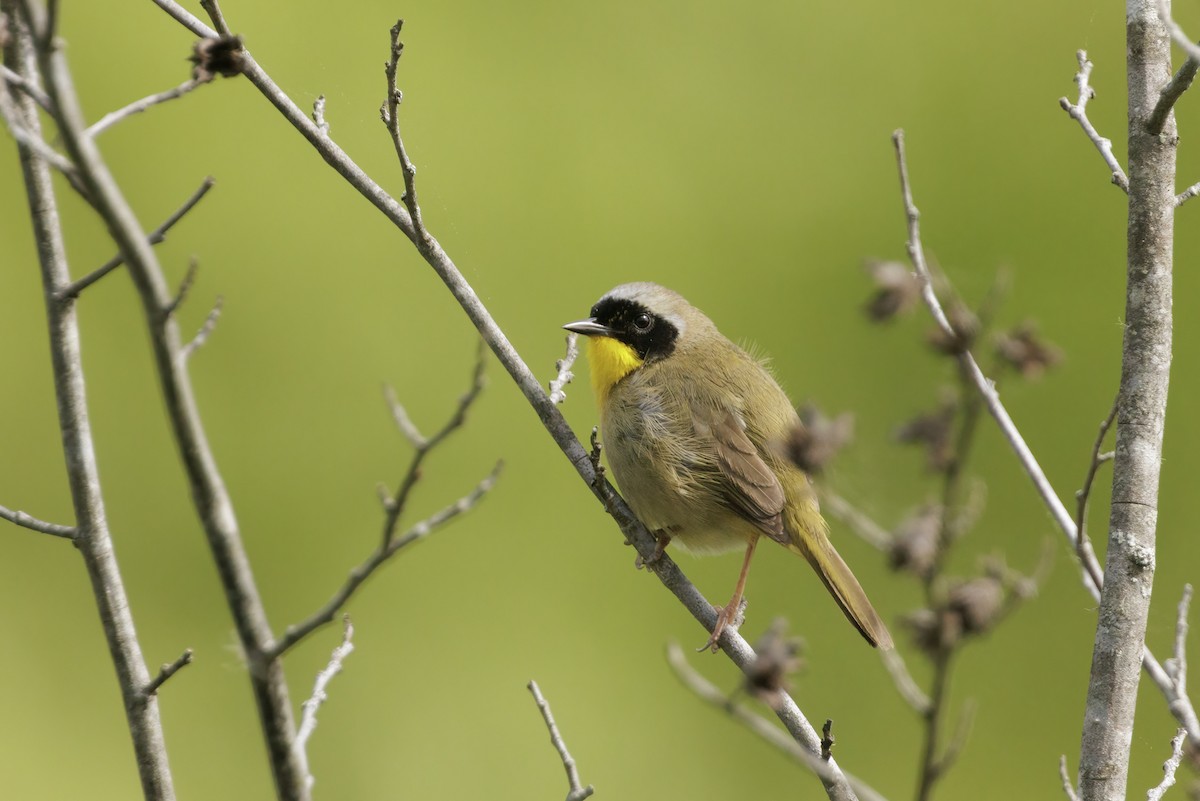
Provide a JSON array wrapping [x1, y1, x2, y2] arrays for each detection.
[[698, 406, 789, 545]]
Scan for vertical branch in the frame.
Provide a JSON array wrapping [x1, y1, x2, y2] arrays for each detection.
[[27, 8, 307, 800], [1078, 1, 1176, 799], [2, 4, 177, 799]]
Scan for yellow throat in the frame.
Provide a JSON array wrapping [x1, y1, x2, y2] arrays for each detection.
[[586, 335, 643, 404]]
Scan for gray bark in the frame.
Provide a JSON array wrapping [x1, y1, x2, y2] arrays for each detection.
[[3, 5, 177, 799], [1078, 1, 1176, 799]]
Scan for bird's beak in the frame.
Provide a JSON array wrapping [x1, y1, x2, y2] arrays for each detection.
[[563, 318, 613, 338]]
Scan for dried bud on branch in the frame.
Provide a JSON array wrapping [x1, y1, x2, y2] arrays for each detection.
[[896, 395, 957, 472], [994, 322, 1063, 379], [783, 405, 854, 475], [889, 503, 944, 579], [926, 303, 980, 355], [190, 35, 245, 82], [864, 259, 920, 321], [744, 618, 805, 707]]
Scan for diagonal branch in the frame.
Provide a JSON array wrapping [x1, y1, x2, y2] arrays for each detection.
[[892, 129, 1199, 753], [58, 176, 215, 300], [269, 461, 502, 659], [1058, 50, 1130, 193], [86, 78, 204, 138], [527, 681, 594, 801], [142, 8, 865, 797]]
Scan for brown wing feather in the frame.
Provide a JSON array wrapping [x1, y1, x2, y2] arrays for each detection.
[[700, 407, 789, 545]]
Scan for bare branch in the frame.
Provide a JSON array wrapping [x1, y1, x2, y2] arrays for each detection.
[[270, 461, 502, 659], [381, 20, 427, 245], [382, 342, 487, 543], [180, 295, 223, 361], [5, 5, 177, 795], [1175, 180, 1200, 207], [0, 78, 75, 173], [0, 63, 52, 111], [1146, 728, 1187, 801], [1157, 0, 1200, 65], [294, 616, 355, 794], [144, 649, 194, 696], [880, 647, 932, 714], [199, 0, 232, 36], [1057, 51, 1130, 192], [527, 681, 594, 801], [932, 700, 976, 777], [1147, 56, 1198, 136], [163, 257, 200, 318], [59, 176, 215, 300], [665, 643, 886, 801], [0, 502, 74, 538], [1060, 756, 1081, 801], [1073, 394, 1117, 590], [548, 333, 579, 405], [34, 15, 306, 797], [892, 129, 1090, 583], [86, 78, 203, 138]]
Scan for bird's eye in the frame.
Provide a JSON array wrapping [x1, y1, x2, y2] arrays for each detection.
[[632, 312, 654, 333]]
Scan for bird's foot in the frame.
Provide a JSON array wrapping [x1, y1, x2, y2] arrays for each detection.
[[634, 531, 671, 570], [698, 598, 746, 653]]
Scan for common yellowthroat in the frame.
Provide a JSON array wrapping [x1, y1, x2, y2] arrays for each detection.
[[564, 283, 892, 652]]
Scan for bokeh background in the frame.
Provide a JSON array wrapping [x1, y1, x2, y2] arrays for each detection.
[[2, 0, 1198, 798]]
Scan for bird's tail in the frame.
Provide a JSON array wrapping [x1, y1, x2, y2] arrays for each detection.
[[787, 503, 893, 649]]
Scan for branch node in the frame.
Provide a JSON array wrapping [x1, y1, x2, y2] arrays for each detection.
[[144, 648, 194, 696], [549, 333, 580, 405], [181, 295, 224, 361], [312, 94, 329, 135]]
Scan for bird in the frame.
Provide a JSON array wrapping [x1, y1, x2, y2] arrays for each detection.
[[564, 282, 892, 652]]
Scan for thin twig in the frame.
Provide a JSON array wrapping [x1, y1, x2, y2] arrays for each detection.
[[894, 130, 1200, 751], [1166, 586, 1200, 739], [199, 0, 231, 36], [1073, 395, 1118, 591], [144, 649, 194, 696], [163, 257, 200, 318], [382, 341, 487, 545], [548, 333, 579, 405], [293, 616, 355, 793], [932, 700, 976, 778], [0, 80, 76, 173], [1146, 728, 1187, 801], [818, 489, 892, 551], [1057, 50, 1130, 192], [180, 296, 223, 361], [1147, 54, 1198, 136], [880, 647, 932, 714], [270, 461, 501, 659], [59, 177, 215, 300], [382, 20, 427, 245], [0, 63, 53, 112], [0, 503, 75, 538], [665, 643, 885, 801], [1175, 180, 1200, 207], [527, 681, 594, 801], [1158, 0, 1200, 64], [1060, 755, 1081, 801], [86, 79, 203, 138]]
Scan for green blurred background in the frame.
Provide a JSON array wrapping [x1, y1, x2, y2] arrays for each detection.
[[3, 0, 1198, 798]]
